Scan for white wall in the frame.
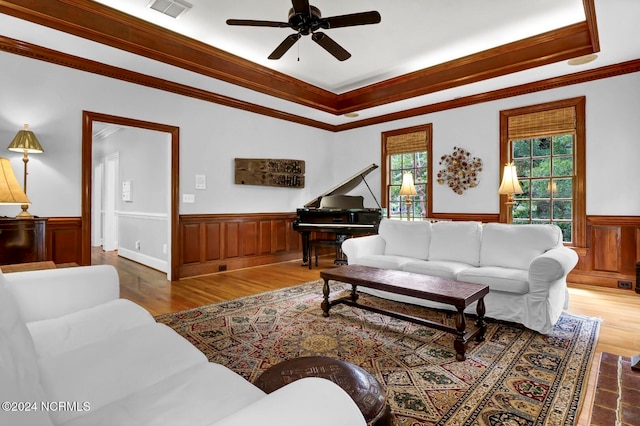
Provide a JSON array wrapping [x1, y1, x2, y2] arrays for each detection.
[[0, 51, 339, 218], [334, 72, 640, 216], [1, 48, 639, 220]]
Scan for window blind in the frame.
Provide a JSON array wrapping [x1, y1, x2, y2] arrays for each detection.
[[385, 130, 427, 155], [507, 106, 576, 139]]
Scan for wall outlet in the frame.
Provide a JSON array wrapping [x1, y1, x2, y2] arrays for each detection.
[[162, 244, 167, 254], [135, 240, 141, 250], [218, 264, 227, 271], [617, 280, 632, 289], [182, 193, 195, 203]]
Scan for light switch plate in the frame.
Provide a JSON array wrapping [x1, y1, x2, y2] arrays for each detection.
[[195, 174, 206, 190]]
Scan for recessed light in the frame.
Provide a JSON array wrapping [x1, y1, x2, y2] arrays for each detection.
[[567, 54, 598, 66], [344, 112, 359, 118]]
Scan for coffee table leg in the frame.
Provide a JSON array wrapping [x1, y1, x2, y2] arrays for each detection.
[[322, 278, 331, 317], [350, 284, 359, 302], [475, 297, 486, 342], [454, 307, 466, 361]]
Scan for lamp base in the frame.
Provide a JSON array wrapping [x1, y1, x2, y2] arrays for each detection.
[[16, 204, 33, 219], [404, 198, 412, 221]]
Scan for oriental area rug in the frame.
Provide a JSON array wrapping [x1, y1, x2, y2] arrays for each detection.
[[156, 281, 600, 426]]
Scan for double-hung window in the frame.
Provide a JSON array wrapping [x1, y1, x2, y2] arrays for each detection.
[[500, 97, 586, 245], [381, 124, 433, 220]]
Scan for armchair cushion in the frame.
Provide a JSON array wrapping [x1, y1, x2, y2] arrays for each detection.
[[0, 272, 53, 426], [38, 323, 207, 425], [27, 299, 155, 358]]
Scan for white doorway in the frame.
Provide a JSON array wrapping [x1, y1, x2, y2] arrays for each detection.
[[92, 162, 103, 247], [82, 111, 180, 281], [103, 152, 119, 252]]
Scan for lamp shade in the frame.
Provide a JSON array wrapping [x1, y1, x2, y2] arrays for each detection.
[[7, 124, 44, 153], [0, 158, 31, 205], [399, 172, 417, 196], [498, 163, 523, 195]]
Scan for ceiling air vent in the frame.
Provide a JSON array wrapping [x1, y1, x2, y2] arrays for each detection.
[[147, 0, 192, 19]]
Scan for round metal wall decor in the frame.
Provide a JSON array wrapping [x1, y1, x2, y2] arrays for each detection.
[[437, 147, 483, 194]]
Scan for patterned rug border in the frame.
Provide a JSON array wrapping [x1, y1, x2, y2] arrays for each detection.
[[156, 280, 601, 425]]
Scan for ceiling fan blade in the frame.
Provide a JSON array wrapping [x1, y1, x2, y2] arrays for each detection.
[[311, 32, 351, 61], [268, 33, 302, 60], [226, 19, 290, 28], [320, 11, 381, 29], [291, 0, 310, 15]]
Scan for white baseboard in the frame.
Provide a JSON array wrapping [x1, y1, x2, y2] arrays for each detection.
[[118, 247, 168, 273]]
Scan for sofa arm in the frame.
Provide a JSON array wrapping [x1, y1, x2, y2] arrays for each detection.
[[529, 247, 578, 284], [342, 235, 386, 262], [4, 265, 120, 322], [213, 377, 366, 426]]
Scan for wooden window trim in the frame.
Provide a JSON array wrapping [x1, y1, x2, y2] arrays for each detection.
[[381, 124, 433, 218], [499, 97, 586, 247]]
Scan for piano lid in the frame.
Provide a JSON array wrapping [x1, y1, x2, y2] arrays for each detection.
[[304, 163, 379, 208]]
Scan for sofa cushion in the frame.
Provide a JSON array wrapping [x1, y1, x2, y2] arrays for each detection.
[[37, 323, 207, 424], [428, 221, 482, 266], [457, 266, 529, 294], [0, 272, 53, 426], [27, 299, 155, 358], [379, 219, 431, 260], [353, 254, 414, 271], [61, 363, 266, 426], [403, 260, 472, 279], [480, 223, 562, 270]]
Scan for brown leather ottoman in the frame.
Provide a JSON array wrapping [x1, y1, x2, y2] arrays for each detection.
[[254, 356, 391, 425]]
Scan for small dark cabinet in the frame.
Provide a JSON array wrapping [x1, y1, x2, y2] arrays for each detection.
[[0, 217, 47, 265]]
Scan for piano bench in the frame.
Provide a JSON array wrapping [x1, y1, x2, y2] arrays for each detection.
[[308, 239, 342, 269]]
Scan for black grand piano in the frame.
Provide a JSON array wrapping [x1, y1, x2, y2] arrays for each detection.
[[293, 163, 382, 267]]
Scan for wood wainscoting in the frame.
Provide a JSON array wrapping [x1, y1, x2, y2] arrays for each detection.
[[568, 216, 640, 290], [178, 213, 303, 278], [37, 214, 640, 291]]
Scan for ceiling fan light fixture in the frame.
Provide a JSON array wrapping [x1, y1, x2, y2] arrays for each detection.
[[227, 0, 380, 61], [147, 0, 192, 19]]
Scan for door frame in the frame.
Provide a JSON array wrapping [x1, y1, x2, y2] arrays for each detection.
[[82, 111, 180, 280]]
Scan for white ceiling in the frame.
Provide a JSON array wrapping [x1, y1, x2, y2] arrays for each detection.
[[2, 0, 639, 126], [94, 0, 588, 93]]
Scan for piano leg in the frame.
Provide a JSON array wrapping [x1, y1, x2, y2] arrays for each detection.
[[334, 234, 349, 265], [300, 231, 310, 266]]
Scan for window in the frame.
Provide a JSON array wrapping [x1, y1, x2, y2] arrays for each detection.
[[381, 124, 433, 219], [500, 97, 586, 245]]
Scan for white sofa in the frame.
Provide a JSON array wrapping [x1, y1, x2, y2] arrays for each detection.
[[341, 220, 578, 334], [0, 265, 365, 426]]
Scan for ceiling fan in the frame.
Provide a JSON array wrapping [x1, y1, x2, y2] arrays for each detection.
[[226, 0, 381, 61]]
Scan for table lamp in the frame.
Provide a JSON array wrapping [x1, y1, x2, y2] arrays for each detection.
[[399, 172, 417, 221], [7, 124, 43, 218], [0, 157, 31, 206], [498, 162, 523, 224]]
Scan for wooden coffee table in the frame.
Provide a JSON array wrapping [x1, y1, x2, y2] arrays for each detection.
[[320, 265, 489, 361], [255, 356, 391, 425]]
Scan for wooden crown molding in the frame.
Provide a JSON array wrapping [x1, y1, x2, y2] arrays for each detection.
[[0, 0, 600, 115], [1, 32, 638, 133]]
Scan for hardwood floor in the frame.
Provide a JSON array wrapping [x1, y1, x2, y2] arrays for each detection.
[[94, 249, 640, 356], [92, 248, 640, 425]]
